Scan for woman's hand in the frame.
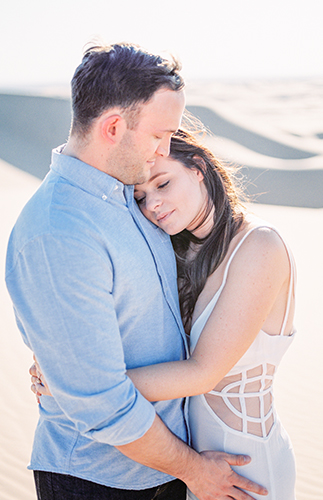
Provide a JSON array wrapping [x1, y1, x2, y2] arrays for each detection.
[[30, 355, 52, 402]]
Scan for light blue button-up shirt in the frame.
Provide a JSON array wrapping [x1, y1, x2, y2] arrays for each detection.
[[6, 147, 189, 489]]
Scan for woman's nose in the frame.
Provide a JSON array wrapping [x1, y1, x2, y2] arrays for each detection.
[[146, 194, 161, 212]]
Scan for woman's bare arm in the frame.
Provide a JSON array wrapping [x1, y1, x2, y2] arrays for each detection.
[[127, 228, 291, 401]]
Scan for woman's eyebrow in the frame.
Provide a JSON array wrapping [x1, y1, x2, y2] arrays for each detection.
[[147, 172, 169, 183]]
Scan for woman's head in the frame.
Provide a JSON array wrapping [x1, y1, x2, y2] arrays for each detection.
[[134, 129, 244, 238], [135, 128, 246, 331], [134, 149, 209, 238]]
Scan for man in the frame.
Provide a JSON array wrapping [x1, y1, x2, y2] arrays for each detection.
[[6, 42, 267, 500]]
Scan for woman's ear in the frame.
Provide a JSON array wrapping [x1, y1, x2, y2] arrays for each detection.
[[192, 155, 206, 181], [100, 112, 127, 145]]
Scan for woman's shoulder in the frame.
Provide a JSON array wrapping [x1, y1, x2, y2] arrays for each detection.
[[242, 215, 287, 248], [230, 217, 290, 273]]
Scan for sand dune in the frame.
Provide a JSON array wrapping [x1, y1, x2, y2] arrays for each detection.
[[0, 93, 71, 179], [1, 81, 323, 207], [187, 104, 317, 160], [185, 79, 323, 208], [186, 104, 323, 207], [1, 81, 322, 499]]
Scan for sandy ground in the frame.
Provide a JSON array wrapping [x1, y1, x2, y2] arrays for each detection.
[[1, 81, 322, 499], [0, 160, 40, 500]]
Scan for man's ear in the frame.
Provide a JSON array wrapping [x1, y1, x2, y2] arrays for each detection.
[[100, 113, 127, 145]]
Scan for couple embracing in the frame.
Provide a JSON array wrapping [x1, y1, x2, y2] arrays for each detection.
[[6, 42, 296, 500]]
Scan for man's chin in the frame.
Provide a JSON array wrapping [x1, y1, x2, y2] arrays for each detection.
[[134, 173, 150, 185]]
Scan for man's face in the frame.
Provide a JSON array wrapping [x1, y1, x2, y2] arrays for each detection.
[[110, 88, 185, 185]]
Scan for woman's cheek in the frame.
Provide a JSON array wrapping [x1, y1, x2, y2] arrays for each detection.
[[143, 208, 158, 226]]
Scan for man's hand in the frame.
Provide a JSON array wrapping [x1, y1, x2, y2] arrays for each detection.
[[117, 415, 267, 500], [184, 449, 267, 499]]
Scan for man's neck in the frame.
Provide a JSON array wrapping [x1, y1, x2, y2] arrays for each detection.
[[62, 137, 84, 162], [62, 136, 109, 175]]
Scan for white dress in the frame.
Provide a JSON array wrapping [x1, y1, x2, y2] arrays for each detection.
[[187, 226, 296, 500]]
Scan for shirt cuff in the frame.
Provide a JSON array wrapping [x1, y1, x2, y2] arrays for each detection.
[[84, 389, 157, 447]]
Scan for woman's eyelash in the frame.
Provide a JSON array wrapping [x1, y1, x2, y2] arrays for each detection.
[[158, 181, 169, 189], [136, 196, 145, 205]]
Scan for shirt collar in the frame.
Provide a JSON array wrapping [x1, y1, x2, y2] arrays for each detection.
[[50, 145, 129, 204]]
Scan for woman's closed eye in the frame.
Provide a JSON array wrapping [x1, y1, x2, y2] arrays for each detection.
[[135, 181, 169, 206], [135, 195, 146, 205], [158, 181, 170, 190]]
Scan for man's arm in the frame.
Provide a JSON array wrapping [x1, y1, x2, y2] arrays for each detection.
[[30, 360, 268, 500], [7, 234, 156, 444]]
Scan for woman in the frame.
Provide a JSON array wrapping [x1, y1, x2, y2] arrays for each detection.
[[32, 129, 296, 499]]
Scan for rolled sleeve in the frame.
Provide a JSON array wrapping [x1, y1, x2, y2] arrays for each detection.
[[6, 233, 156, 446]]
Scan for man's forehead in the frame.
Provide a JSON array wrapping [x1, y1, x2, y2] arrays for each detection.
[[138, 89, 185, 130], [141, 88, 185, 113]]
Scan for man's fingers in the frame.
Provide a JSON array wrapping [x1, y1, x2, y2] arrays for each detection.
[[202, 451, 268, 497], [215, 452, 250, 467], [228, 486, 265, 500], [231, 470, 268, 496]]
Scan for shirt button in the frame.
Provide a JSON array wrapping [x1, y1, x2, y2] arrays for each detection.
[[102, 195, 107, 201], [114, 185, 119, 191]]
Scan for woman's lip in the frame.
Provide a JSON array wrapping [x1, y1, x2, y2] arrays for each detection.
[[157, 210, 174, 222]]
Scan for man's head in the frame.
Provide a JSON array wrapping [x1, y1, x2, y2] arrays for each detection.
[[67, 42, 186, 185], [70, 42, 185, 137]]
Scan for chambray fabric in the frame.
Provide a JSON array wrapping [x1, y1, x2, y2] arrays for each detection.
[[6, 147, 189, 490]]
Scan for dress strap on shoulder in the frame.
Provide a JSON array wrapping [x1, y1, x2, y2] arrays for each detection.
[[221, 226, 261, 286], [222, 224, 295, 336], [202, 227, 265, 317]]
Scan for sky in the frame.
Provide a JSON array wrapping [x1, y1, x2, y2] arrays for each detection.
[[1, 0, 323, 91]]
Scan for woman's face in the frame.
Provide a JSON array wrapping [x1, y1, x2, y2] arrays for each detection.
[[134, 156, 211, 237]]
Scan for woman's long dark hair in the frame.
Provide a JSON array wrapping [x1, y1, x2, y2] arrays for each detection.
[[169, 129, 246, 332]]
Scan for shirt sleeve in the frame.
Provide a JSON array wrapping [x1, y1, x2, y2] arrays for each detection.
[[6, 233, 156, 446]]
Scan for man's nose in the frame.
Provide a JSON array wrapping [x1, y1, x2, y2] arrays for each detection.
[[156, 136, 171, 157]]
